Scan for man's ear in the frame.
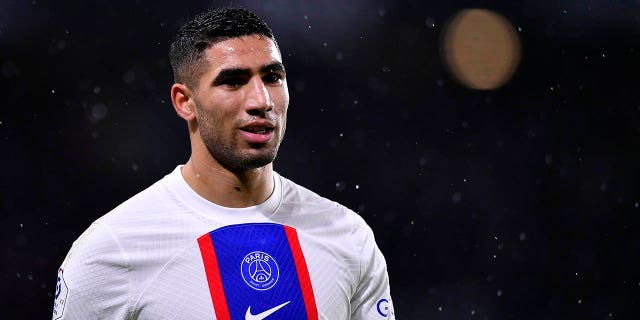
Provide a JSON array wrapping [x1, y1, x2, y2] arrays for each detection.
[[171, 83, 196, 121]]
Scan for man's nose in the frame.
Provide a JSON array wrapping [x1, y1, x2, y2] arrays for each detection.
[[245, 77, 274, 115]]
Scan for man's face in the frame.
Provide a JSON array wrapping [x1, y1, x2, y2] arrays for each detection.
[[191, 35, 289, 171]]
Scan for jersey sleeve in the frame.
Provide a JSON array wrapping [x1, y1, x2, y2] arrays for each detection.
[[52, 221, 132, 320], [349, 217, 396, 319]]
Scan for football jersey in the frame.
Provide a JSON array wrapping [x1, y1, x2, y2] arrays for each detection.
[[52, 166, 395, 319]]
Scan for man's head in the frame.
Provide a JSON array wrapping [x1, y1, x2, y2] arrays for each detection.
[[169, 8, 289, 172], [169, 8, 277, 90]]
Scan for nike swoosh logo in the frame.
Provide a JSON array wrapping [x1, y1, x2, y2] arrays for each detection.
[[245, 301, 291, 320]]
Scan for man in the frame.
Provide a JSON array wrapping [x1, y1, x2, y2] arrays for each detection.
[[53, 8, 394, 320]]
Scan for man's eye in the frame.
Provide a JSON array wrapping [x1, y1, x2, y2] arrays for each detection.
[[263, 73, 283, 84], [222, 78, 246, 87]]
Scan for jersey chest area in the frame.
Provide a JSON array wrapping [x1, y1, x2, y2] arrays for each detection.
[[134, 223, 355, 320]]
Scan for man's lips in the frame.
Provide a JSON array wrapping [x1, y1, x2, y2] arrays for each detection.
[[239, 121, 276, 144]]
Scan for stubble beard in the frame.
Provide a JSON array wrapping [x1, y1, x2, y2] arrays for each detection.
[[196, 104, 284, 172], [204, 132, 281, 171]]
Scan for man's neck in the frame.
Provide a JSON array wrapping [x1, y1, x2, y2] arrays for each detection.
[[180, 156, 274, 208]]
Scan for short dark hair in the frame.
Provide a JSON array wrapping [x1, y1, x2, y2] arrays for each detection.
[[169, 8, 276, 89]]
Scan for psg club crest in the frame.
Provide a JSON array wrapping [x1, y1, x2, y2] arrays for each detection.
[[241, 251, 279, 290]]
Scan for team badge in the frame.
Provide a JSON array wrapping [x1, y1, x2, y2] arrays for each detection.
[[241, 251, 280, 290]]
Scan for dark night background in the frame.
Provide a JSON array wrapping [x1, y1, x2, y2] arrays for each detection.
[[2, 0, 640, 319]]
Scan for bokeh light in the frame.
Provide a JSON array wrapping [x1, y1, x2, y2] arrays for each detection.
[[442, 9, 521, 90]]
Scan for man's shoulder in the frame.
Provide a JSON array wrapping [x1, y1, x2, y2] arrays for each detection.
[[277, 175, 370, 233], [278, 175, 348, 211], [102, 174, 174, 223], [82, 168, 190, 244], [62, 168, 192, 265]]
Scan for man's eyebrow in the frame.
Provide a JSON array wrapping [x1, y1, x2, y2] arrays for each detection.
[[260, 62, 286, 74], [211, 62, 285, 86], [212, 68, 251, 85]]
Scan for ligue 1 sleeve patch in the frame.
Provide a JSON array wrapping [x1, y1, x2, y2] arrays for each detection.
[[197, 223, 318, 320], [52, 268, 68, 320]]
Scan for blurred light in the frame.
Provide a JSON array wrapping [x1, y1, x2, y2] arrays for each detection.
[[441, 9, 521, 90]]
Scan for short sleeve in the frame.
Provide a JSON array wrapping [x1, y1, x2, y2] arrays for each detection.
[[52, 222, 132, 320], [349, 218, 396, 319]]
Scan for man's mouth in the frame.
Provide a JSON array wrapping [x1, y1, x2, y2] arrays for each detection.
[[239, 121, 276, 143], [241, 128, 273, 134], [240, 121, 276, 134]]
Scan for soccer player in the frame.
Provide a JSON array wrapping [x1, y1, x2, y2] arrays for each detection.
[[53, 7, 395, 320]]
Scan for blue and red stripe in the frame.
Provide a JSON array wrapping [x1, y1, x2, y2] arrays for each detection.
[[197, 234, 231, 320], [284, 226, 318, 320], [197, 223, 318, 320]]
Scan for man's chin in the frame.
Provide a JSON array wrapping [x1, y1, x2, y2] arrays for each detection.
[[225, 149, 278, 171], [205, 141, 279, 171]]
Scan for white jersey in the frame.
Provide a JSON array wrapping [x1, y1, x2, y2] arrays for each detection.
[[53, 166, 395, 320]]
